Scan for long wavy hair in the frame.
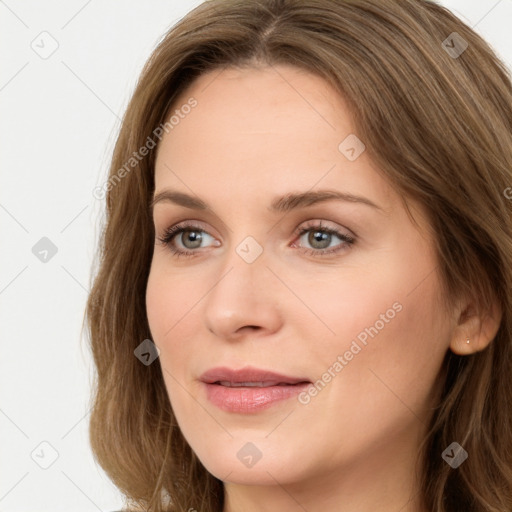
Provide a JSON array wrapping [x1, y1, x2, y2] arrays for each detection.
[[84, 1, 512, 510]]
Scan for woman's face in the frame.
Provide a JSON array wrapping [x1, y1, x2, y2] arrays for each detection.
[[146, 65, 455, 491]]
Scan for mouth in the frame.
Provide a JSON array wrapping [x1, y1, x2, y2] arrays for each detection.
[[214, 381, 309, 387], [200, 366, 312, 413], [200, 365, 310, 385]]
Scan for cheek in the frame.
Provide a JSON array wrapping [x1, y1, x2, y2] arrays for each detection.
[[146, 270, 174, 338], [146, 262, 204, 344], [145, 269, 198, 418], [145, 267, 193, 387], [145, 263, 215, 412], [303, 244, 448, 418], [287, 256, 449, 466]]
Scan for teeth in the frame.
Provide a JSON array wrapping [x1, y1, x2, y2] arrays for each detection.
[[218, 381, 289, 387]]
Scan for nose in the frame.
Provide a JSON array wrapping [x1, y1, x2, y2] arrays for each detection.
[[203, 242, 283, 341]]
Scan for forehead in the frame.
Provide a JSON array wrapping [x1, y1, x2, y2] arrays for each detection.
[[153, 65, 393, 212], [166, 64, 351, 141]]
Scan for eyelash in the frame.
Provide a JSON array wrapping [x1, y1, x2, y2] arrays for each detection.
[[156, 220, 355, 259]]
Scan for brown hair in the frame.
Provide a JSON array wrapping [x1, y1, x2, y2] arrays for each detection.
[[84, 1, 512, 510]]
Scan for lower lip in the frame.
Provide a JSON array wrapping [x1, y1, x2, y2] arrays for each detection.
[[203, 382, 311, 413]]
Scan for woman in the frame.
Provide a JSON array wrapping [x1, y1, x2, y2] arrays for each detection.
[[85, 1, 512, 511]]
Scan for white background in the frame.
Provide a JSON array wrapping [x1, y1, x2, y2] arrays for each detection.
[[1, 1, 511, 511]]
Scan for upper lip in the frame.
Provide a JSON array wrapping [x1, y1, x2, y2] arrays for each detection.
[[199, 366, 310, 385]]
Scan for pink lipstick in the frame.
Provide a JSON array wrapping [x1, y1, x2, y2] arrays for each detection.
[[200, 366, 311, 413]]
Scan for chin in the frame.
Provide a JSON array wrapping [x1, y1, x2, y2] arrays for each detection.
[[190, 435, 309, 485]]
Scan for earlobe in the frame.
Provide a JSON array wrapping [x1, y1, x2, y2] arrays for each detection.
[[449, 299, 502, 355]]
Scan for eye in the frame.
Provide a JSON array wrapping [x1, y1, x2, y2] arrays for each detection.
[[157, 221, 219, 258], [292, 220, 355, 257], [156, 219, 355, 258]]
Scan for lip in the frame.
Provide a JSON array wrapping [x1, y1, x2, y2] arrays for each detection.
[[200, 366, 309, 385], [200, 366, 311, 413]]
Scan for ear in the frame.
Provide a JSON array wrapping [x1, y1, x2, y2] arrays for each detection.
[[449, 296, 502, 355]]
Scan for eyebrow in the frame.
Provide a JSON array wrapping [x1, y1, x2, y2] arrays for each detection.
[[150, 189, 384, 213]]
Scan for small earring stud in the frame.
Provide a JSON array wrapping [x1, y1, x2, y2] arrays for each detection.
[[466, 337, 470, 344]]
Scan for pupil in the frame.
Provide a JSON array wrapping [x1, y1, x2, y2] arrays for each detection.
[[309, 231, 330, 249], [183, 230, 202, 249]]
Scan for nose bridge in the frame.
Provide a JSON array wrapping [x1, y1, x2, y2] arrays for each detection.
[[203, 233, 281, 338], [209, 234, 267, 307]]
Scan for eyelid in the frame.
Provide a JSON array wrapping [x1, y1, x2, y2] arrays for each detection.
[[156, 218, 216, 237], [292, 218, 354, 237]]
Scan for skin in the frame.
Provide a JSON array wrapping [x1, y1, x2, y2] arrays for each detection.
[[145, 64, 501, 512]]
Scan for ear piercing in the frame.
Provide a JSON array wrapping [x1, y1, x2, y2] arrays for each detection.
[[466, 337, 470, 344]]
